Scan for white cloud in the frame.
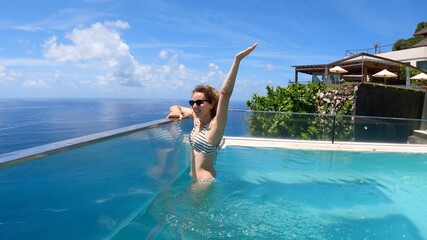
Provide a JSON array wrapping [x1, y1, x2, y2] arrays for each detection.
[[0, 65, 20, 84], [264, 63, 276, 71], [0, 58, 58, 67], [42, 20, 192, 90], [22, 71, 60, 88], [200, 63, 225, 83], [22, 79, 51, 88], [0, 65, 6, 84], [159, 49, 168, 59], [43, 20, 130, 62]]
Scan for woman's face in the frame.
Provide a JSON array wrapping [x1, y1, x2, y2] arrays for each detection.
[[191, 92, 212, 119]]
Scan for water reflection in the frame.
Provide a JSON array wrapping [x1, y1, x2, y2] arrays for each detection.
[[147, 121, 184, 181]]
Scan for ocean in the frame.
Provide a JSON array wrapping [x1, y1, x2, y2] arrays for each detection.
[[0, 98, 248, 155]]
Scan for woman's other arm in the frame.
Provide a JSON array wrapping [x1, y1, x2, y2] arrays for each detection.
[[167, 105, 194, 120]]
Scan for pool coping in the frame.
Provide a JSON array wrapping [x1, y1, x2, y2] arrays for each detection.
[[2, 119, 427, 166], [223, 136, 427, 153]]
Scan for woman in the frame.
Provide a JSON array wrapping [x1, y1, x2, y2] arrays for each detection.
[[167, 43, 258, 182]]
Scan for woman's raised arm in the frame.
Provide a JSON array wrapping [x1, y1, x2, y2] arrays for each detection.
[[212, 43, 258, 136]]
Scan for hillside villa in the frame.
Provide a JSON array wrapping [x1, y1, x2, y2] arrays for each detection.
[[293, 27, 427, 85]]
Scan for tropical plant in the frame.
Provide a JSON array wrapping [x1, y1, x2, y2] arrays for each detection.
[[246, 83, 354, 141]]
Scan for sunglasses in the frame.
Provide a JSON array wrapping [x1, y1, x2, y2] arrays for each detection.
[[189, 99, 210, 106]]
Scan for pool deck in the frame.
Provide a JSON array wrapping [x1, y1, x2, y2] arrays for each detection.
[[410, 129, 427, 143], [223, 136, 427, 153]]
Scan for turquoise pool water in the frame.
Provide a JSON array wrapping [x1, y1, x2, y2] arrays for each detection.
[[114, 146, 427, 239], [2, 122, 426, 240]]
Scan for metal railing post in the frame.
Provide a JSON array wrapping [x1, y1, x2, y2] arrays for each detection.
[[332, 115, 336, 144]]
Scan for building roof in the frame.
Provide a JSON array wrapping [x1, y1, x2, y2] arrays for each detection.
[[291, 64, 326, 75], [413, 27, 427, 47], [413, 38, 427, 47], [414, 27, 427, 37], [293, 53, 404, 76]]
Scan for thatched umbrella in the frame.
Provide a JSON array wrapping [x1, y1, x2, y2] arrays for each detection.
[[410, 72, 427, 80], [373, 69, 397, 85], [329, 66, 348, 84]]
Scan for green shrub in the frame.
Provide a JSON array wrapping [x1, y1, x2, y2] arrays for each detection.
[[246, 83, 354, 141], [246, 83, 325, 113]]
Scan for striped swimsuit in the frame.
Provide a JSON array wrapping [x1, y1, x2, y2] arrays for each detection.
[[189, 121, 223, 154]]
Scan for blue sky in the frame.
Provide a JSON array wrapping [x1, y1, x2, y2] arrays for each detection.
[[0, 0, 425, 100]]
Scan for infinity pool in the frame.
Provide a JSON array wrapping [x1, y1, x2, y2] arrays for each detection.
[[1, 120, 426, 240], [113, 146, 427, 239]]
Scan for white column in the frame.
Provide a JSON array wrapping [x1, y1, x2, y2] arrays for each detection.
[[406, 65, 410, 86], [324, 67, 330, 84]]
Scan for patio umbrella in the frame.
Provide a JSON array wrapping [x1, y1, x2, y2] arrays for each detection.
[[410, 72, 427, 80], [373, 69, 397, 84], [329, 66, 348, 83], [329, 66, 348, 74]]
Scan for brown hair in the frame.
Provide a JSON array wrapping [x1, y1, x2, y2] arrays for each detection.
[[192, 85, 219, 118]]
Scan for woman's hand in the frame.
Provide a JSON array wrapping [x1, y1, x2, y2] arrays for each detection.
[[167, 111, 182, 119], [235, 43, 258, 61], [167, 106, 183, 119]]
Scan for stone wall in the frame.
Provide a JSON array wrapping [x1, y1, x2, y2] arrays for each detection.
[[317, 84, 355, 115], [316, 83, 426, 143]]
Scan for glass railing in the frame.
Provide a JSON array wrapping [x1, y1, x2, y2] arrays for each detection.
[[1, 110, 426, 239], [226, 110, 427, 144]]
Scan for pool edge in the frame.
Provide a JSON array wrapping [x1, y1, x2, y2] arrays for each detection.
[[0, 118, 174, 165], [223, 136, 427, 153]]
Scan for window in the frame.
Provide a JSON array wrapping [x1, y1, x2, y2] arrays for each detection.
[[416, 61, 427, 70]]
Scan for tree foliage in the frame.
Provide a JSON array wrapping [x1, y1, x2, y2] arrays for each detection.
[[393, 21, 427, 51]]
